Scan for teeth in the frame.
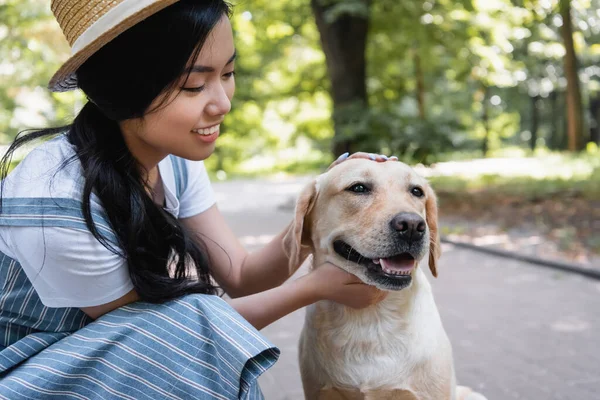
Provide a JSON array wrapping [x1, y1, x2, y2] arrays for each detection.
[[369, 258, 413, 275], [192, 125, 219, 135], [381, 267, 412, 276], [374, 258, 412, 276]]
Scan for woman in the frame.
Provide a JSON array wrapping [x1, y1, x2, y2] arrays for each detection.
[[0, 0, 388, 398]]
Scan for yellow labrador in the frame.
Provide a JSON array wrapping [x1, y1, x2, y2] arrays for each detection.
[[284, 159, 487, 400]]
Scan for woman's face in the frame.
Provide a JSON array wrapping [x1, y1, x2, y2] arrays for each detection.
[[121, 14, 235, 169]]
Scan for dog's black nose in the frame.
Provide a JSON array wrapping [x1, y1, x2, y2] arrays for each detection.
[[390, 213, 426, 240]]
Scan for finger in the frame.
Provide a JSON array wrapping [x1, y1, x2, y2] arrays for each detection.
[[329, 152, 394, 172], [349, 153, 389, 162], [375, 290, 388, 301], [342, 273, 365, 284], [327, 152, 350, 171], [346, 152, 372, 160]]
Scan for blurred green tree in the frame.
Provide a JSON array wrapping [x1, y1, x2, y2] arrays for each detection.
[[1, 0, 598, 171], [0, 0, 82, 146]]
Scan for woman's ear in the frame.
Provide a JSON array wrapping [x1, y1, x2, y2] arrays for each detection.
[[282, 181, 317, 275], [425, 184, 441, 277]]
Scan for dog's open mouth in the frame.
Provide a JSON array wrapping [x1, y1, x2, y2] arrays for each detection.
[[333, 240, 416, 278]]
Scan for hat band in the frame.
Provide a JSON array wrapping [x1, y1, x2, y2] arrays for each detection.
[[71, 0, 162, 55]]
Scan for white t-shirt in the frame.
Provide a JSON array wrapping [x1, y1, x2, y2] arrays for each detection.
[[0, 135, 215, 308]]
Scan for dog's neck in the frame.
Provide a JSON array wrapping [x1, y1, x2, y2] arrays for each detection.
[[303, 252, 449, 395]]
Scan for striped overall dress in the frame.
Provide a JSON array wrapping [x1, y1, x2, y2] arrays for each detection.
[[0, 141, 279, 399]]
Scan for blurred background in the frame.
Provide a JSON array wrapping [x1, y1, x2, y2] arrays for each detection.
[[0, 0, 598, 267]]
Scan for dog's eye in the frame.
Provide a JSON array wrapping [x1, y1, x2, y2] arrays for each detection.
[[411, 187, 424, 197], [347, 183, 370, 194]]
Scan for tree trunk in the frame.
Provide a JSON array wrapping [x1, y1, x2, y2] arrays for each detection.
[[562, 103, 570, 149], [559, 0, 585, 151], [548, 91, 560, 149], [311, 0, 370, 156], [530, 95, 540, 151], [590, 94, 600, 145], [414, 47, 426, 120], [482, 86, 490, 156]]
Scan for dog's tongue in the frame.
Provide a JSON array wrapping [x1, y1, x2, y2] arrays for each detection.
[[376, 254, 415, 273]]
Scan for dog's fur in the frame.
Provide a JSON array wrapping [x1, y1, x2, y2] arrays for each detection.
[[283, 159, 486, 400]]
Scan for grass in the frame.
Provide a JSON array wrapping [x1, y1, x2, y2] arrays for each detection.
[[430, 173, 600, 200], [427, 151, 600, 200]]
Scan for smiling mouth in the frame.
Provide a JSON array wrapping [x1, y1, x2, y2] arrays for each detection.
[[333, 240, 416, 278], [192, 124, 220, 136]]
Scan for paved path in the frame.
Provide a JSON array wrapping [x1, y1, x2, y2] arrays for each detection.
[[213, 178, 600, 400]]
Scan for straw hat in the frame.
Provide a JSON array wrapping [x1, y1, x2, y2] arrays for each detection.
[[48, 0, 181, 92]]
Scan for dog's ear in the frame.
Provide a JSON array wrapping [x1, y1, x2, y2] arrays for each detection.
[[282, 180, 317, 275], [425, 184, 441, 277]]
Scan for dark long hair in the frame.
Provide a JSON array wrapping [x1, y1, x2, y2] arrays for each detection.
[[0, 0, 232, 302]]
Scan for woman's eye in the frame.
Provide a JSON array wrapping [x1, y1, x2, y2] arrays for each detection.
[[347, 183, 370, 194], [182, 85, 205, 93], [223, 71, 236, 79], [411, 187, 424, 197]]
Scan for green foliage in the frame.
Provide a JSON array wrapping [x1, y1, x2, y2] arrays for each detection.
[[0, 0, 83, 143], [204, 0, 331, 172], [1, 0, 598, 171]]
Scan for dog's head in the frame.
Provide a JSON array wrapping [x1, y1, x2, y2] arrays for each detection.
[[284, 159, 441, 291]]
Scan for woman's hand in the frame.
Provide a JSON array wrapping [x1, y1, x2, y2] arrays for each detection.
[[228, 262, 387, 330], [306, 263, 387, 309], [328, 152, 398, 171]]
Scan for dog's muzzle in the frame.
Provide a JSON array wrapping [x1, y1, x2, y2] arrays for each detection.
[[333, 212, 427, 290]]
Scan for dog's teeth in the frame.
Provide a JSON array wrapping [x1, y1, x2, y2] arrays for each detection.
[[381, 267, 412, 276], [373, 259, 381, 265], [383, 267, 403, 275]]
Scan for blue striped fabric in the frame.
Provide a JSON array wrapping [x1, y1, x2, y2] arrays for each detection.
[[0, 190, 279, 397], [0, 295, 279, 399], [0, 253, 91, 372], [170, 155, 188, 199], [0, 197, 117, 245]]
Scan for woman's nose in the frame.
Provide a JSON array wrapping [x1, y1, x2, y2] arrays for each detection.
[[205, 83, 232, 116]]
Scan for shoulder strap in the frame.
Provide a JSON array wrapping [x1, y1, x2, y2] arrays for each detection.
[[169, 156, 188, 199], [0, 197, 117, 245]]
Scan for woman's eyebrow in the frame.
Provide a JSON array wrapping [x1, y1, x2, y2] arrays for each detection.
[[187, 51, 237, 73]]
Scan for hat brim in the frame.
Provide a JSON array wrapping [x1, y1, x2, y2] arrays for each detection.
[[48, 0, 180, 92]]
